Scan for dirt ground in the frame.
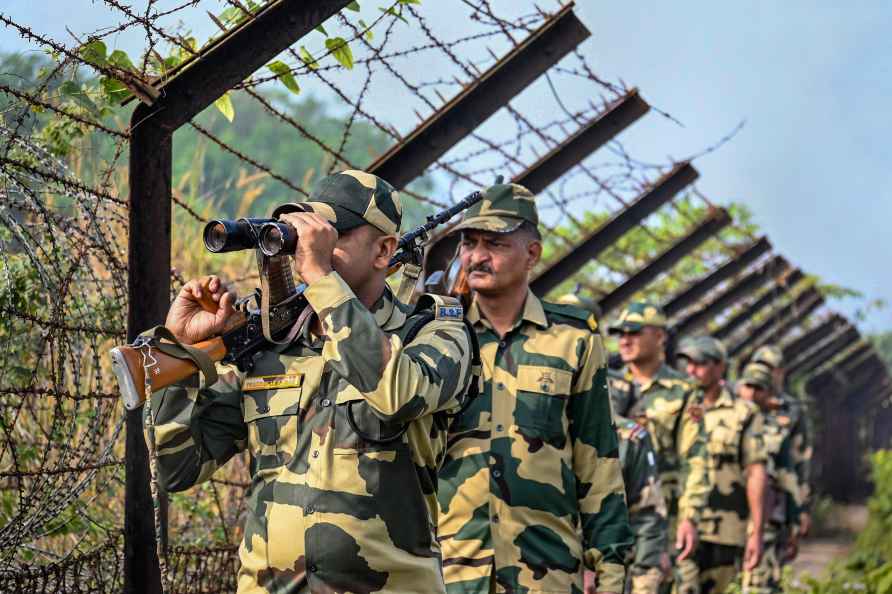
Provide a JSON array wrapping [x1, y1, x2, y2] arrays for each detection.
[[790, 505, 867, 579]]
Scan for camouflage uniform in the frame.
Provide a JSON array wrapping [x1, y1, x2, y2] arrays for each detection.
[[675, 337, 767, 594], [608, 304, 709, 594], [738, 363, 799, 594], [615, 416, 669, 594], [750, 347, 812, 526], [437, 184, 633, 594], [148, 171, 475, 594]]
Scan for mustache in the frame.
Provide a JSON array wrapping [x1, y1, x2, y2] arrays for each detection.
[[467, 263, 494, 274]]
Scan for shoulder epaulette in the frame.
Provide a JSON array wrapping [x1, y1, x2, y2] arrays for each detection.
[[542, 300, 598, 332], [413, 293, 464, 322]]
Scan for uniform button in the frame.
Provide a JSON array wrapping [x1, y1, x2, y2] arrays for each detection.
[[320, 398, 331, 407], [305, 505, 314, 515], [312, 450, 319, 459], [492, 514, 500, 524], [256, 405, 270, 414], [496, 383, 505, 391], [495, 424, 504, 432], [492, 469, 502, 478], [309, 564, 318, 573], [541, 384, 550, 392], [498, 340, 507, 349]]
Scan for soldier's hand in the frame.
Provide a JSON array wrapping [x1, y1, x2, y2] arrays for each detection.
[[277, 212, 338, 285], [799, 512, 812, 537], [784, 532, 800, 562], [165, 275, 235, 345], [743, 532, 763, 570], [675, 518, 698, 562]]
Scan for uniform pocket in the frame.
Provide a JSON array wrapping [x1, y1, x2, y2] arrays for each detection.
[[514, 365, 572, 440], [243, 385, 302, 472]]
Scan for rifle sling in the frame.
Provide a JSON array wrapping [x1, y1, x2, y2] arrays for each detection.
[[139, 326, 219, 387]]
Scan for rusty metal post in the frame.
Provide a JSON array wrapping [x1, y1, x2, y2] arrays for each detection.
[[514, 89, 650, 193], [662, 237, 771, 318], [727, 287, 823, 359], [125, 107, 171, 594], [672, 255, 788, 337], [713, 269, 803, 340], [787, 326, 860, 379], [124, 2, 352, 593], [781, 315, 846, 363], [597, 208, 730, 316], [368, 4, 590, 189], [531, 161, 699, 296]]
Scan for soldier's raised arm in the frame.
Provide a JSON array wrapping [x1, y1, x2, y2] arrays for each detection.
[[304, 272, 473, 423]]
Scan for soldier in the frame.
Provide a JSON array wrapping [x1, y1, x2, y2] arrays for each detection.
[[606, 302, 709, 592], [556, 294, 669, 594], [148, 170, 475, 594], [737, 363, 799, 594], [750, 345, 813, 557], [612, 416, 670, 594], [676, 337, 768, 594], [437, 182, 633, 594]]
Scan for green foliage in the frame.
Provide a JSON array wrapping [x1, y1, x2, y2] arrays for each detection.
[[783, 452, 892, 593]]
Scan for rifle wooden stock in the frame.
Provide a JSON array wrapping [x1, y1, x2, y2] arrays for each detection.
[[110, 337, 227, 410]]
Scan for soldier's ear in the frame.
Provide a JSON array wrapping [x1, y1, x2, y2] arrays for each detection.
[[525, 238, 541, 269], [371, 233, 398, 270]]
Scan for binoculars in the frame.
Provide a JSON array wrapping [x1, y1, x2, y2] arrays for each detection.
[[203, 218, 296, 256]]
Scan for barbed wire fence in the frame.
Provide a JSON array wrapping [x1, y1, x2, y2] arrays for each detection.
[[0, 0, 884, 592]]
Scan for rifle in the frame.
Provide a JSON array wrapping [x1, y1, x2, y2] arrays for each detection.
[[110, 190, 483, 410]]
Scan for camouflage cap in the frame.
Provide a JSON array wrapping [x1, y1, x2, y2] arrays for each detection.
[[273, 170, 401, 234], [450, 182, 539, 234], [751, 345, 784, 370], [608, 301, 668, 334], [740, 362, 773, 391], [676, 335, 727, 363]]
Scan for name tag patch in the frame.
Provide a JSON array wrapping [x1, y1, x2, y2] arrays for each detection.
[[243, 373, 303, 392], [436, 305, 464, 321]]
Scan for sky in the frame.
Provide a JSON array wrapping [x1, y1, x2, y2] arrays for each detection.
[[2, 1, 890, 332]]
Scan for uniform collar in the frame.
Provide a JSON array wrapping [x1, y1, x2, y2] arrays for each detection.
[[710, 385, 735, 409], [624, 363, 676, 393], [369, 285, 407, 331], [467, 289, 548, 332]]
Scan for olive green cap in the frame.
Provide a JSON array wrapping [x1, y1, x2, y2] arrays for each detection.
[[752, 345, 784, 370], [451, 183, 539, 234], [677, 336, 727, 363], [273, 170, 401, 234], [608, 301, 668, 334], [740, 362, 773, 390]]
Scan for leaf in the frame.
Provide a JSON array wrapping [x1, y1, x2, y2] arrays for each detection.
[[346, 1, 361, 10], [379, 6, 408, 24], [79, 39, 107, 66], [325, 37, 354, 69], [358, 19, 374, 40], [398, 0, 421, 4], [99, 76, 132, 103], [315, 23, 328, 36], [299, 46, 320, 70], [267, 60, 300, 95], [108, 49, 136, 71], [214, 92, 235, 122], [59, 80, 99, 113]]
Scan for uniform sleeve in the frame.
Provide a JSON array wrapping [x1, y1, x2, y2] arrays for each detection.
[[148, 365, 248, 492], [676, 394, 709, 523], [569, 332, 633, 592], [625, 430, 669, 569], [778, 427, 804, 527], [742, 409, 768, 468], [303, 271, 473, 423]]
